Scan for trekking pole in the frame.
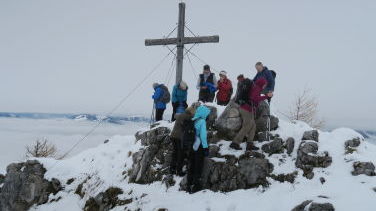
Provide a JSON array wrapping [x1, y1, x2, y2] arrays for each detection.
[[266, 100, 271, 142], [150, 103, 155, 126]]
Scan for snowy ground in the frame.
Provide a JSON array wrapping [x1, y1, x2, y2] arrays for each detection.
[[0, 117, 148, 174], [28, 117, 376, 211]]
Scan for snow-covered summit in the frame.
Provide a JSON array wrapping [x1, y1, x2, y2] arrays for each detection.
[[0, 104, 375, 211]]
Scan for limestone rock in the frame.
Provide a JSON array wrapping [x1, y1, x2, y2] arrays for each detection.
[[0, 160, 61, 211], [261, 138, 284, 155], [215, 101, 242, 140], [285, 137, 295, 155], [351, 161, 376, 176], [345, 138, 361, 148], [255, 132, 273, 142], [84, 187, 132, 211], [255, 115, 279, 133], [129, 127, 173, 184], [302, 130, 319, 142], [215, 101, 278, 140], [292, 200, 335, 211], [295, 141, 332, 179]]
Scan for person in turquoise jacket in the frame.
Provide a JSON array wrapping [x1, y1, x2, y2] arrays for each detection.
[[171, 81, 188, 121], [187, 105, 210, 193]]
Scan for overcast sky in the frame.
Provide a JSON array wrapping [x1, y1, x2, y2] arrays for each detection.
[[0, 0, 375, 129]]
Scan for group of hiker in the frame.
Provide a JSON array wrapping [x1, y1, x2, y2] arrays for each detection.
[[151, 61, 276, 193]]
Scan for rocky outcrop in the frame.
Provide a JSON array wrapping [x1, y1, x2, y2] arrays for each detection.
[[351, 161, 375, 176], [292, 200, 335, 211], [302, 130, 319, 142], [129, 126, 274, 192], [296, 139, 332, 179], [0, 160, 62, 211], [216, 101, 278, 140], [261, 138, 284, 155], [129, 126, 173, 184], [84, 187, 133, 211], [345, 138, 361, 154], [180, 152, 274, 192]]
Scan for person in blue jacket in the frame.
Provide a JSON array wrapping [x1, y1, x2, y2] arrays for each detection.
[[187, 105, 210, 193], [171, 81, 188, 121], [253, 62, 275, 102], [152, 83, 167, 121]]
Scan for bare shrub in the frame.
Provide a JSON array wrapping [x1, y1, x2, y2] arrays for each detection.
[[26, 138, 57, 158], [288, 88, 325, 129]]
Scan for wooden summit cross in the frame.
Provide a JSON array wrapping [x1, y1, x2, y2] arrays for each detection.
[[145, 2, 219, 84]]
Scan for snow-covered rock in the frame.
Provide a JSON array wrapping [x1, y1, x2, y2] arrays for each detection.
[[0, 160, 61, 211]]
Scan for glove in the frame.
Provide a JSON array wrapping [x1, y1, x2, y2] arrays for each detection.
[[203, 148, 209, 157]]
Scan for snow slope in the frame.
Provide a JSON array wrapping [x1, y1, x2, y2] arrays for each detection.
[[28, 115, 376, 211], [0, 118, 147, 173]]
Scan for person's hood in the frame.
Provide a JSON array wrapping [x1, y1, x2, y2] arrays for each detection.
[[154, 83, 164, 90], [152, 83, 159, 90], [255, 78, 268, 88], [192, 105, 211, 121], [179, 81, 188, 90]]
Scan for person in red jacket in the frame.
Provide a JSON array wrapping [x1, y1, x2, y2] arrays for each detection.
[[230, 78, 273, 150], [216, 71, 233, 106]]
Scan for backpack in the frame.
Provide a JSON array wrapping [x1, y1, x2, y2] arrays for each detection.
[[160, 85, 171, 104], [270, 70, 277, 79], [181, 119, 196, 150], [235, 78, 254, 105]]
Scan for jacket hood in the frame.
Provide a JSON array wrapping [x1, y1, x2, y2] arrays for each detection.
[[255, 78, 268, 88], [154, 83, 165, 90], [192, 105, 211, 121]]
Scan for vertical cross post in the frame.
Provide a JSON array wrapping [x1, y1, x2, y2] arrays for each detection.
[[175, 2, 185, 85], [144, 2, 219, 85]]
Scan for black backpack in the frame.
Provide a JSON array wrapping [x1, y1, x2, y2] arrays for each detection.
[[235, 78, 254, 105], [270, 70, 277, 79], [181, 119, 196, 150], [160, 85, 171, 104]]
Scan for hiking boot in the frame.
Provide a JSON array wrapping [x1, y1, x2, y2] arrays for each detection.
[[246, 142, 260, 151], [230, 142, 242, 150]]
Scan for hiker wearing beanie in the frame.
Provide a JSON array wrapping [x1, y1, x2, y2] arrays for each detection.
[[230, 78, 273, 151], [169, 104, 198, 176], [216, 70, 233, 106], [171, 81, 188, 121], [196, 64, 217, 103], [152, 83, 170, 121]]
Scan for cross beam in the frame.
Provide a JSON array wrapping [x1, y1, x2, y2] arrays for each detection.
[[145, 2, 219, 84]]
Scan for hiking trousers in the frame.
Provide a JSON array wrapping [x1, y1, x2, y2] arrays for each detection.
[[187, 147, 205, 191], [199, 89, 215, 103], [155, 108, 165, 121], [170, 137, 187, 174], [233, 108, 256, 144]]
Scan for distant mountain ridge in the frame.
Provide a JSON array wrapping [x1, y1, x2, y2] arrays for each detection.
[[0, 112, 149, 124]]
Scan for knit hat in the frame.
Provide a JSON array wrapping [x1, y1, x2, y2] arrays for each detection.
[[152, 83, 159, 89], [179, 81, 188, 90], [219, 71, 227, 77], [203, 64, 210, 70]]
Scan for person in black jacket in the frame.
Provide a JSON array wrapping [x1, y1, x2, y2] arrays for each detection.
[[196, 65, 217, 103]]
